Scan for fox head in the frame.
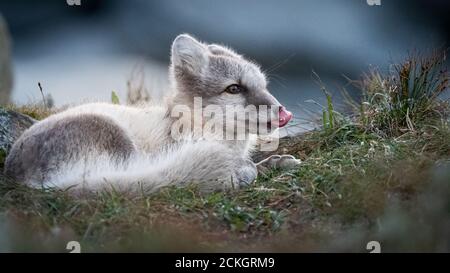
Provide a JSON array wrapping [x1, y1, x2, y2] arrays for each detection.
[[169, 34, 292, 135]]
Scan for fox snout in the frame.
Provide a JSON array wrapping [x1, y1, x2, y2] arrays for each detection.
[[277, 106, 293, 128], [250, 91, 292, 128]]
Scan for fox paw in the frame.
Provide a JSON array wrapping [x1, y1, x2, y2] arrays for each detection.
[[256, 154, 301, 174], [234, 159, 257, 188]]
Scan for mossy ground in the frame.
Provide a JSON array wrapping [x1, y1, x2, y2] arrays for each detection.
[[0, 51, 448, 252]]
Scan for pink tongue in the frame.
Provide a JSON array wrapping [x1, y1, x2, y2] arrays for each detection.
[[278, 107, 293, 127]]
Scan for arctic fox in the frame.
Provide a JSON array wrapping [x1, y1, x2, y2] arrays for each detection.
[[4, 34, 300, 193]]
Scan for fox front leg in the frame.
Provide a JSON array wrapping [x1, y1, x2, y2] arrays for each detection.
[[234, 158, 258, 188], [256, 155, 301, 174]]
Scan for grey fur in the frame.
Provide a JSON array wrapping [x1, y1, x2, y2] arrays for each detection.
[[5, 114, 135, 185]]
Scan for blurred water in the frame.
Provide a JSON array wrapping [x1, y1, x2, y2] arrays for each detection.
[[12, 23, 169, 107]]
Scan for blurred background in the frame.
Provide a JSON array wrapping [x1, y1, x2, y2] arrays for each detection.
[[0, 0, 448, 131]]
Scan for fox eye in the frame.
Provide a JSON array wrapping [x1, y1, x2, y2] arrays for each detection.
[[225, 84, 245, 94]]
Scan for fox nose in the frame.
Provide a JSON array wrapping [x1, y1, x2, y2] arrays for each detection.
[[278, 106, 293, 128]]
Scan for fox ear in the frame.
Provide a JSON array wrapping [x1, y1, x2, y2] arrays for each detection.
[[208, 44, 241, 58], [171, 34, 208, 73]]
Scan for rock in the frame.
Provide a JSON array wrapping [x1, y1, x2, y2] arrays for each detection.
[[0, 108, 36, 158], [0, 14, 13, 105]]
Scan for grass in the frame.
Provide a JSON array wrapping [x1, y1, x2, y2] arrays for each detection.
[[3, 104, 54, 120], [0, 51, 448, 252]]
